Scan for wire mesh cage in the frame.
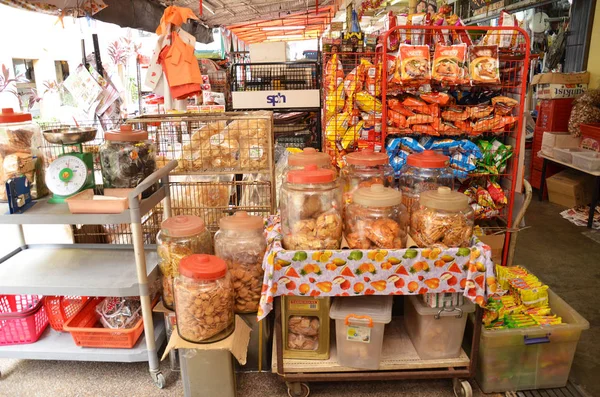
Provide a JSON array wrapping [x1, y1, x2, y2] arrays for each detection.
[[273, 111, 320, 149], [231, 62, 320, 92]]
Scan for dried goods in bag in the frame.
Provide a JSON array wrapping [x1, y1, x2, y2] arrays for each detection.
[[432, 44, 467, 84], [324, 54, 345, 93], [398, 45, 431, 85], [420, 92, 451, 106], [469, 45, 500, 85]]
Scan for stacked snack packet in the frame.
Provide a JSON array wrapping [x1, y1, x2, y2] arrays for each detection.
[[483, 266, 562, 329]]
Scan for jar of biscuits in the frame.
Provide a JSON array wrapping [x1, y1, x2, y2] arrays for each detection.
[[411, 187, 474, 248], [281, 164, 342, 250], [341, 149, 394, 206], [0, 108, 47, 201], [174, 254, 234, 343], [157, 215, 213, 310], [214, 211, 266, 314], [345, 184, 409, 249], [398, 150, 453, 217]]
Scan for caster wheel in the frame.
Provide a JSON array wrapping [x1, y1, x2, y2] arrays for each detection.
[[152, 372, 166, 389], [452, 378, 472, 397], [286, 382, 310, 397]]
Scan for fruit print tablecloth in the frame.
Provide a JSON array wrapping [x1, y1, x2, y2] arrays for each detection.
[[257, 216, 496, 320]]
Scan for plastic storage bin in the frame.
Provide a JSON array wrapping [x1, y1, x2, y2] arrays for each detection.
[[477, 289, 589, 393], [0, 294, 48, 345], [572, 151, 600, 172], [552, 147, 589, 164], [330, 296, 393, 369], [43, 296, 88, 332], [404, 295, 475, 359]]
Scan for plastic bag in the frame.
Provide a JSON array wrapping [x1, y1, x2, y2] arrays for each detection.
[[96, 297, 141, 329]]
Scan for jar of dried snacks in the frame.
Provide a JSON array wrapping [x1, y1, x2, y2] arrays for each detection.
[[214, 211, 266, 313], [157, 215, 213, 310], [411, 187, 474, 248], [174, 254, 234, 343], [341, 149, 395, 206], [281, 164, 342, 250]]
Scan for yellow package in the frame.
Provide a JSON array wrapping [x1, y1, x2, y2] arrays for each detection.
[[325, 84, 345, 120], [341, 121, 364, 149], [343, 59, 370, 98], [325, 113, 350, 146], [355, 91, 383, 113], [519, 285, 549, 308], [325, 54, 344, 93]]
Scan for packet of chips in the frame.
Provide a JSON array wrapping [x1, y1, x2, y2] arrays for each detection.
[[324, 54, 344, 93], [355, 91, 382, 113], [325, 113, 350, 148], [386, 137, 425, 174], [432, 44, 467, 84], [325, 84, 345, 120], [469, 45, 500, 85], [398, 44, 431, 85]]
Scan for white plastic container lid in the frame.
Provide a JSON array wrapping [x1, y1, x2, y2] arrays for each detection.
[[330, 296, 393, 324], [408, 295, 475, 317]]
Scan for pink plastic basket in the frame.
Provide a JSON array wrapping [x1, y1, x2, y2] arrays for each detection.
[[0, 295, 49, 345]]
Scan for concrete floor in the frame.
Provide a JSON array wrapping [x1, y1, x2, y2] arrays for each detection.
[[0, 199, 597, 397]]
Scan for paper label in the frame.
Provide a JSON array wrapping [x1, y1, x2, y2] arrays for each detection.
[[346, 325, 371, 343], [209, 133, 224, 145], [249, 145, 264, 160], [288, 298, 319, 311]]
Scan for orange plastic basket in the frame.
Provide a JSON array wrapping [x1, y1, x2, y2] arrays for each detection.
[[63, 297, 145, 349], [43, 296, 88, 332]]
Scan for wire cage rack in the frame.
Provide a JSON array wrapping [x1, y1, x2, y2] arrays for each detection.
[[230, 62, 320, 92], [273, 111, 321, 149]]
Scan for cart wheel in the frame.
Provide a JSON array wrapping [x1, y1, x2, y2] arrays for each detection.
[[152, 371, 166, 389], [286, 382, 310, 397], [452, 378, 472, 397]]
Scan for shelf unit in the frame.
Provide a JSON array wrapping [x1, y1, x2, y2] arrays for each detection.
[[0, 161, 178, 389]]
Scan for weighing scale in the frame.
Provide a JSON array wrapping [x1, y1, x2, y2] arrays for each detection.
[[42, 127, 97, 203]]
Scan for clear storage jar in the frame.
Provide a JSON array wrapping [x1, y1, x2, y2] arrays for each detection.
[[398, 150, 453, 216], [174, 254, 235, 343], [99, 125, 157, 197], [341, 149, 394, 205], [287, 148, 333, 172], [214, 211, 266, 313], [281, 164, 342, 250], [157, 215, 213, 310], [411, 187, 474, 248], [345, 184, 409, 249], [0, 108, 47, 201]]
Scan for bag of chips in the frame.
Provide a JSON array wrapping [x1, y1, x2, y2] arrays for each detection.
[[432, 44, 467, 84], [469, 45, 500, 85], [398, 44, 431, 85]]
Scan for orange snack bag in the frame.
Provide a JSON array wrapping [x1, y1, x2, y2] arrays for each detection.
[[432, 44, 467, 84], [398, 44, 431, 85], [469, 45, 500, 85]]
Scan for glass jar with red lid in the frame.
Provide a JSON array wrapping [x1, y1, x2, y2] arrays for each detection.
[[281, 164, 342, 250], [174, 254, 235, 343], [398, 150, 454, 216], [341, 149, 395, 205]]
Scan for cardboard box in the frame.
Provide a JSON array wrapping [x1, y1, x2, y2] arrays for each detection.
[[580, 123, 600, 152], [546, 170, 595, 208], [541, 131, 581, 156], [478, 233, 506, 264], [532, 72, 590, 99], [249, 42, 289, 63]]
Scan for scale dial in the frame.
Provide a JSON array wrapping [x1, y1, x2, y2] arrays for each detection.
[[45, 155, 89, 197]]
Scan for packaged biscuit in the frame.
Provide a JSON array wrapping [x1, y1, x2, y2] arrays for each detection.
[[397, 44, 431, 85], [432, 44, 467, 84], [469, 45, 500, 85]]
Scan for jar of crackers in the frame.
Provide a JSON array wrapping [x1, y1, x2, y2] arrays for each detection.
[[157, 215, 213, 310], [174, 254, 234, 343], [214, 211, 266, 314], [281, 164, 342, 250], [411, 187, 474, 248], [345, 184, 409, 249], [341, 149, 395, 206]]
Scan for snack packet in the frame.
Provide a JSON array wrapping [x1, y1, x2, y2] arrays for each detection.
[[432, 44, 467, 84], [469, 45, 500, 85], [324, 54, 344, 93], [420, 91, 450, 106], [408, 13, 426, 45], [398, 44, 431, 85], [355, 91, 383, 113]]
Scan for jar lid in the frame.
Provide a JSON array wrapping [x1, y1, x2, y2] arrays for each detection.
[[288, 148, 331, 167], [287, 164, 335, 184], [161, 215, 206, 237], [219, 211, 263, 230], [105, 124, 148, 141], [407, 150, 449, 168], [353, 184, 402, 207], [179, 254, 227, 280], [345, 149, 388, 166], [0, 108, 32, 123], [419, 187, 468, 212]]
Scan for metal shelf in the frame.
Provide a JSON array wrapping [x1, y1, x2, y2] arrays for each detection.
[[0, 313, 166, 362], [0, 244, 159, 297]]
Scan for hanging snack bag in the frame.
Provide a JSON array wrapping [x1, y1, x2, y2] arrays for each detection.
[[469, 45, 500, 85], [396, 14, 409, 44], [407, 13, 426, 46], [498, 11, 518, 48], [432, 44, 467, 84], [398, 44, 431, 86], [324, 54, 344, 93], [343, 59, 368, 99], [387, 11, 400, 51]]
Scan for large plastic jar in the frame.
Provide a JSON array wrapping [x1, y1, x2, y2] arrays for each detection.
[[157, 215, 213, 310], [411, 187, 474, 248], [398, 150, 453, 215], [99, 125, 157, 197], [214, 211, 266, 313], [341, 149, 395, 205], [174, 254, 235, 343], [281, 164, 342, 250], [345, 184, 409, 249], [287, 148, 333, 172], [0, 108, 47, 201]]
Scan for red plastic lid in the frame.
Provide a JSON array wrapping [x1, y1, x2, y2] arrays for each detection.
[[287, 164, 335, 184], [407, 150, 449, 168], [345, 149, 388, 166], [179, 254, 227, 280], [0, 108, 32, 123], [219, 211, 263, 231], [288, 148, 331, 167], [161, 215, 206, 237], [105, 124, 148, 141]]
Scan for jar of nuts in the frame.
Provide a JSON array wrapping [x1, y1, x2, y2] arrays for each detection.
[[341, 149, 395, 206], [281, 164, 342, 250], [345, 184, 409, 249], [411, 187, 474, 248], [157, 215, 213, 310], [398, 150, 453, 218], [214, 211, 266, 314], [174, 254, 235, 343]]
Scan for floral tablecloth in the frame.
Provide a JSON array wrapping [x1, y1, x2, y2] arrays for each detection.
[[257, 216, 496, 320]]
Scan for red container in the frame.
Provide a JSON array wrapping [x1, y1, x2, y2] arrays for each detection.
[[580, 123, 600, 152], [536, 99, 574, 132], [43, 296, 89, 332], [0, 295, 49, 345]]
